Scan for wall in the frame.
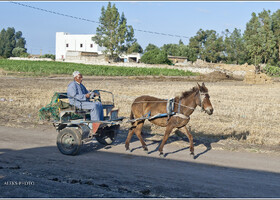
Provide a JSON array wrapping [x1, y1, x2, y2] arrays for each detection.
[[8, 57, 53, 61], [64, 51, 108, 65], [55, 32, 106, 61]]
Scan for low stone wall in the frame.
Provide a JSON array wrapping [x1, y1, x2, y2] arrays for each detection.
[[9, 57, 53, 61]]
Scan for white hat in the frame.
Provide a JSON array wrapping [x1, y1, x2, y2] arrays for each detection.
[[73, 71, 80, 78]]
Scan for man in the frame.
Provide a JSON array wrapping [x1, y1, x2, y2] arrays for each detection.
[[67, 71, 104, 133]]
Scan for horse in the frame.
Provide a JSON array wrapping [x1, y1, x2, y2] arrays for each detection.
[[125, 82, 214, 156]]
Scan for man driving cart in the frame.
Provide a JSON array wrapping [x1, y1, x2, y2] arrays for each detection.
[[67, 71, 104, 133]]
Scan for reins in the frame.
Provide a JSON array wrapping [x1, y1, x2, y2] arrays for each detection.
[[132, 100, 196, 110], [132, 90, 209, 111], [126, 89, 209, 123]]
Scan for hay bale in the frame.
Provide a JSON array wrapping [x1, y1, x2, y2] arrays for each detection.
[[201, 71, 232, 82], [244, 72, 272, 84]]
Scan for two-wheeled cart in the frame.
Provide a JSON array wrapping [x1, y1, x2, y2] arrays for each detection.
[[52, 90, 124, 155]]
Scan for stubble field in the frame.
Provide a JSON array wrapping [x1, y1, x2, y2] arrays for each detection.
[[0, 75, 279, 153]]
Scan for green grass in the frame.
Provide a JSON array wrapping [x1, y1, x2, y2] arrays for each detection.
[[0, 59, 198, 77], [263, 65, 280, 77]]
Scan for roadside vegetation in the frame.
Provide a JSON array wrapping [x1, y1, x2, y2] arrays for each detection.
[[0, 59, 198, 77]]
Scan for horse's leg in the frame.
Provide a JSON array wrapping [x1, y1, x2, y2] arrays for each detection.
[[183, 126, 194, 155], [134, 121, 148, 151], [125, 122, 137, 151], [158, 125, 174, 155]]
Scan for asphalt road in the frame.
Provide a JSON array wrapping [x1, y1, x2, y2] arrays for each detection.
[[0, 126, 280, 198]]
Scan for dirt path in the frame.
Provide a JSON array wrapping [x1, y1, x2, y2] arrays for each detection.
[[0, 126, 279, 198]]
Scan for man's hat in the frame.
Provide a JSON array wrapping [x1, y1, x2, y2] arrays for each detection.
[[73, 71, 80, 78]]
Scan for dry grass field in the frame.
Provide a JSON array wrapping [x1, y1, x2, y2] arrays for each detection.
[[0, 74, 279, 153]]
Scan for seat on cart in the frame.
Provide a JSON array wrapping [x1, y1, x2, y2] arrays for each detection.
[[56, 92, 117, 121]]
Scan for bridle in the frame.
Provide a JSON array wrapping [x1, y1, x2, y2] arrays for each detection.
[[176, 90, 209, 116], [198, 90, 209, 110]]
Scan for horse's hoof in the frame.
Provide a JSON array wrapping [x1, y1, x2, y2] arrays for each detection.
[[190, 152, 195, 158], [159, 152, 164, 157]]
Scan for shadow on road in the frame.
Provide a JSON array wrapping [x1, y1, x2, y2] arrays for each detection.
[[0, 144, 279, 198], [112, 125, 250, 159]]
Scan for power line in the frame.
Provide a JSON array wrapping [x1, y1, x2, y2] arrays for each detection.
[[10, 1, 189, 39]]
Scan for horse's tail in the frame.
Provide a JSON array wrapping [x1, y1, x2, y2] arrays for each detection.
[[130, 110, 134, 120], [129, 110, 137, 127]]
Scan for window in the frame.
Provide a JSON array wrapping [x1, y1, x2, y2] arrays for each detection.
[[66, 44, 69, 47], [80, 44, 83, 48], [90, 44, 93, 48]]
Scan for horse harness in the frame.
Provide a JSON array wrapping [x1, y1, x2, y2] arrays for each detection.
[[131, 90, 209, 123], [167, 90, 208, 120]]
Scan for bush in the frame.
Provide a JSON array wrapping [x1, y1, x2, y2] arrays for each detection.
[[12, 47, 27, 57], [20, 52, 29, 58], [141, 49, 172, 65], [264, 65, 280, 76], [40, 54, 55, 60]]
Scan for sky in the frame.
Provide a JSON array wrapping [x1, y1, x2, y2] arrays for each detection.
[[1, 1, 280, 55]]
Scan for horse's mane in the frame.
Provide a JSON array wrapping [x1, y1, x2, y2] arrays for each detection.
[[179, 86, 199, 100]]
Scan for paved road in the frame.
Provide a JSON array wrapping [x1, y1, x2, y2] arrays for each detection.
[[0, 126, 279, 198]]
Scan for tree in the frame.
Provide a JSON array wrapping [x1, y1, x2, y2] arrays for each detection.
[[243, 12, 263, 65], [127, 42, 143, 54], [141, 48, 172, 65], [161, 42, 197, 62], [92, 2, 136, 60], [178, 45, 197, 62], [144, 43, 159, 52], [0, 27, 26, 58], [258, 10, 276, 64], [12, 47, 26, 57], [223, 28, 246, 64], [0, 29, 6, 57], [189, 29, 224, 63], [161, 43, 180, 56], [244, 10, 276, 65], [272, 9, 280, 65]]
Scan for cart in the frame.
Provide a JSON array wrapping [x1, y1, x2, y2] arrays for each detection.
[[52, 90, 124, 155]]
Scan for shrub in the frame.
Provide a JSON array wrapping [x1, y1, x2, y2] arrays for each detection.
[[12, 47, 27, 57], [141, 49, 172, 65], [264, 65, 280, 76], [40, 54, 55, 60]]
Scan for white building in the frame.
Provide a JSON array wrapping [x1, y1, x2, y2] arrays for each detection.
[[55, 32, 142, 63], [119, 53, 142, 63], [55, 32, 105, 60]]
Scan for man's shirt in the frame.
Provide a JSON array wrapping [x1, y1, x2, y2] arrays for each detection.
[[67, 81, 89, 105]]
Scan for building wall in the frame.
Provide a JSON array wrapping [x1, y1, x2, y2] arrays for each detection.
[[65, 51, 107, 64], [55, 32, 106, 60], [119, 53, 142, 63]]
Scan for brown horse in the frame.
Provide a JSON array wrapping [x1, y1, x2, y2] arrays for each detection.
[[125, 82, 213, 156]]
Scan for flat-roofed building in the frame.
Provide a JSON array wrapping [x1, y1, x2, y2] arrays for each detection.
[[55, 32, 105, 61]]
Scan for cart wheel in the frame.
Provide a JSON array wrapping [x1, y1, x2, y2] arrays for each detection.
[[95, 126, 118, 145], [57, 128, 82, 155]]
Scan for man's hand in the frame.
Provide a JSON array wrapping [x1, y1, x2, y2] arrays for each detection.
[[85, 93, 91, 98], [94, 92, 100, 97]]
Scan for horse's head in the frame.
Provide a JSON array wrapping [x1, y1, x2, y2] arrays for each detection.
[[196, 82, 213, 115]]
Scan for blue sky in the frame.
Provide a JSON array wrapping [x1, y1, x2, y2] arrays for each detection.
[[1, 1, 280, 55]]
